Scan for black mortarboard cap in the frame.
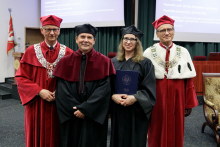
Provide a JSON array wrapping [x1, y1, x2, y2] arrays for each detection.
[[75, 23, 98, 38], [121, 25, 144, 40]]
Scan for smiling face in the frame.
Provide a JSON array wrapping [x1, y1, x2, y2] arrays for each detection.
[[122, 34, 137, 54], [156, 24, 174, 46], [41, 25, 60, 46], [75, 33, 96, 54]]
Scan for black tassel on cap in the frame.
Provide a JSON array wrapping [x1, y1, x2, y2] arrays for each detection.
[[187, 62, 192, 71]]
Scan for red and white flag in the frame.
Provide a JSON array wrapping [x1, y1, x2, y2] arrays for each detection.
[[7, 15, 15, 55]]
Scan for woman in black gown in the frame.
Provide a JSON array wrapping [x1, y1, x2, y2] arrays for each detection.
[[110, 25, 156, 147]]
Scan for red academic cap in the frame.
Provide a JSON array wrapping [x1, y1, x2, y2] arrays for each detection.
[[40, 15, 63, 27], [152, 15, 175, 29]]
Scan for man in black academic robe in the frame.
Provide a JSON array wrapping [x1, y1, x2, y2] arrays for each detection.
[[53, 24, 115, 147]]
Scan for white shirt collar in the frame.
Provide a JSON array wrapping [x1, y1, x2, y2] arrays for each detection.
[[161, 43, 172, 50], [45, 40, 57, 48]]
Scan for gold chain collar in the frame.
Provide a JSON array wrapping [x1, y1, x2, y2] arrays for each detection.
[[34, 43, 66, 78], [150, 45, 181, 70]]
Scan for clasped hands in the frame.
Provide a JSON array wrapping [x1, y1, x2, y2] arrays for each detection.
[[112, 94, 137, 107], [73, 107, 85, 119], [39, 89, 55, 102]]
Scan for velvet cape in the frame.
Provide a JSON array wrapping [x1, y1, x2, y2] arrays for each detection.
[[15, 41, 73, 147], [53, 48, 115, 82], [110, 57, 156, 147]]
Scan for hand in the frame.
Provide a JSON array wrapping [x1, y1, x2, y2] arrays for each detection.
[[38, 89, 55, 102], [120, 95, 137, 107], [112, 94, 127, 104], [51, 91, 55, 98], [185, 108, 192, 117], [73, 107, 85, 119]]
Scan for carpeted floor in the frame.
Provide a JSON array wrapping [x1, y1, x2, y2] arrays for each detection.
[[0, 99, 25, 147], [0, 99, 217, 147]]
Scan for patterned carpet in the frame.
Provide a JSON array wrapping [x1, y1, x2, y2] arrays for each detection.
[[0, 99, 217, 147]]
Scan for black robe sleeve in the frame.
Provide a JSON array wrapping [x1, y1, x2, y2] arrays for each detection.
[[55, 76, 111, 125], [55, 78, 81, 124], [76, 76, 111, 125], [133, 59, 156, 119]]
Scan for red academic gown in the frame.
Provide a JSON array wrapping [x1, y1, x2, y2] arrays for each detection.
[[15, 41, 73, 147], [147, 43, 198, 147]]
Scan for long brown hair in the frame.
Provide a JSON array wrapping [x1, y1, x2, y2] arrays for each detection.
[[116, 38, 144, 63]]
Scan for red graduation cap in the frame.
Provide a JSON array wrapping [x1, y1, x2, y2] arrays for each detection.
[[40, 15, 63, 27], [152, 15, 175, 29]]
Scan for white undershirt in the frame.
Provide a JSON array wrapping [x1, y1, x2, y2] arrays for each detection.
[[45, 40, 57, 48], [160, 43, 172, 50]]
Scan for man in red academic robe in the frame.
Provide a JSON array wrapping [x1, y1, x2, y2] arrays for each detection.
[[15, 15, 73, 147], [143, 15, 198, 147]]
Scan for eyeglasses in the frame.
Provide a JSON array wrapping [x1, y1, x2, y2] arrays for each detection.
[[43, 28, 59, 33], [123, 37, 137, 43], [157, 28, 174, 34]]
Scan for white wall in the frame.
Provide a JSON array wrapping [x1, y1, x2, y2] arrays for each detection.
[[0, 0, 41, 82]]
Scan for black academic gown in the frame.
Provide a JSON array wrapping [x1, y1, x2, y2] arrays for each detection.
[[110, 57, 156, 147], [55, 55, 111, 147]]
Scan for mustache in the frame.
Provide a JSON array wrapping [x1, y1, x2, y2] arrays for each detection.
[[81, 43, 90, 46]]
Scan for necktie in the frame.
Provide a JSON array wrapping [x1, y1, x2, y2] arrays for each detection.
[[50, 46, 54, 50], [165, 49, 170, 73]]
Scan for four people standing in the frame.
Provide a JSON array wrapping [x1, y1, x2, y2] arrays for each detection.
[[15, 14, 199, 146]]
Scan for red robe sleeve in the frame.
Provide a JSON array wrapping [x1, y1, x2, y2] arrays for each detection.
[[185, 78, 198, 109], [15, 62, 42, 105]]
